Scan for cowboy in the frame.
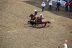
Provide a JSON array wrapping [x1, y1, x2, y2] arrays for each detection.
[[39, 14, 44, 23], [41, 2, 46, 12], [65, 1, 69, 12], [69, 1, 72, 12], [48, 1, 53, 11], [34, 10, 38, 18], [56, 1, 61, 11], [63, 43, 68, 48]]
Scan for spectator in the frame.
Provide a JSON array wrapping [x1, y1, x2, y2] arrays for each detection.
[[69, 1, 72, 12], [63, 43, 68, 48], [48, 1, 53, 11], [41, 2, 46, 12], [65, 1, 69, 12], [56, 1, 61, 11], [63, 40, 68, 48]]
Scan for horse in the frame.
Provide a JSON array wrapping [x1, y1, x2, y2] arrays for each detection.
[[29, 14, 51, 27], [29, 14, 35, 21], [35, 17, 51, 26]]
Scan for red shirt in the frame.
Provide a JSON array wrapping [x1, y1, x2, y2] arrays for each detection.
[[65, 2, 69, 6], [69, 3, 72, 6]]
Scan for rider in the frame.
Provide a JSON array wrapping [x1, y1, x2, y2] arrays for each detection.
[[34, 10, 38, 19], [39, 14, 44, 23]]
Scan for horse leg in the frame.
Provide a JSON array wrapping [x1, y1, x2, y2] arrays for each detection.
[[44, 23, 46, 27], [44, 22, 48, 27], [36, 23, 38, 26]]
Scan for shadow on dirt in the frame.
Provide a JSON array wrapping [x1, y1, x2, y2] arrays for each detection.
[[28, 25, 50, 29]]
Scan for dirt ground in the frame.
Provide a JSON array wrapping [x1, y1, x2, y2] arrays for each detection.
[[0, 0, 72, 48]]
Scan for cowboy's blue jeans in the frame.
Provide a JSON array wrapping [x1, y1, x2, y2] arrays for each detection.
[[65, 6, 68, 12], [69, 6, 72, 12], [42, 7, 45, 12], [56, 6, 60, 11], [48, 5, 52, 11]]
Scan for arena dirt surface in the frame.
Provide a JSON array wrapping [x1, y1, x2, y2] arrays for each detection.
[[0, 0, 72, 48]]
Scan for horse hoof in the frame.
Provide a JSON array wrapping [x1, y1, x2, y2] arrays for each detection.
[[33, 24, 36, 27]]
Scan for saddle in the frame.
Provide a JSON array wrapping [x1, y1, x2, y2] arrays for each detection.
[[35, 17, 42, 24]]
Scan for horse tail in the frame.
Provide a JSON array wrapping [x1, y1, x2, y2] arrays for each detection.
[[48, 21, 51, 24]]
